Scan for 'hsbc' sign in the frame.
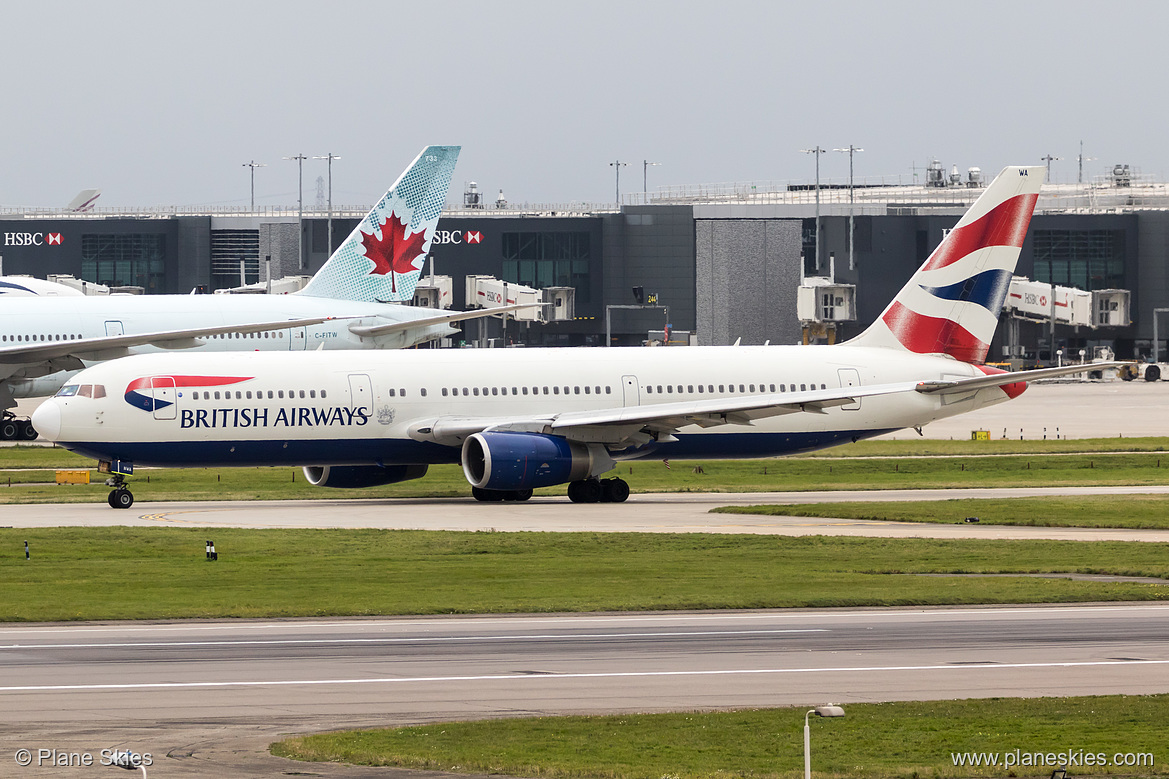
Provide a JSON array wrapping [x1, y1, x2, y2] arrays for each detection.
[[431, 229, 483, 246], [4, 232, 63, 246]]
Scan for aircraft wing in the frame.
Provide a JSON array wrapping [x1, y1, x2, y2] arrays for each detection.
[[347, 303, 546, 338], [0, 316, 341, 369], [410, 362, 1119, 448], [409, 381, 922, 447]]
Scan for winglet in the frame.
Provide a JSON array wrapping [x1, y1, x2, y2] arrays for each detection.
[[298, 145, 460, 303]]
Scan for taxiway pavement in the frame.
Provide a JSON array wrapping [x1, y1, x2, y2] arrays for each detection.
[[6, 486, 1169, 542]]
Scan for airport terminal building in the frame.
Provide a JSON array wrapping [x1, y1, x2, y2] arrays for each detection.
[[3, 170, 1168, 361]]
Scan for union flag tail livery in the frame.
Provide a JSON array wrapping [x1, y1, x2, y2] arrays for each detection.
[[846, 166, 1044, 363], [298, 145, 460, 304]]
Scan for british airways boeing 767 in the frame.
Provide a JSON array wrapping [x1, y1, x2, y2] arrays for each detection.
[[34, 166, 1112, 508]]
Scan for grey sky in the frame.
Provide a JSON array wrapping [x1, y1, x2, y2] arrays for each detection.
[[2, 0, 1164, 208]]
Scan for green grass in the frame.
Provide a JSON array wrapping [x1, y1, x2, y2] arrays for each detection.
[[713, 494, 1169, 529], [4, 443, 1169, 504], [271, 695, 1168, 777], [2, 529, 1167, 622]]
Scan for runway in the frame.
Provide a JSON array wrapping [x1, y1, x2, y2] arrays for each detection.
[[2, 605, 1167, 776], [7, 485, 1169, 542]]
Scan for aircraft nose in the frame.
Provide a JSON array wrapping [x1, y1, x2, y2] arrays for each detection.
[[30, 401, 61, 441]]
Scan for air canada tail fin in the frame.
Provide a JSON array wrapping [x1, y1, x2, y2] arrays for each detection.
[[298, 145, 460, 303], [845, 165, 1044, 363]]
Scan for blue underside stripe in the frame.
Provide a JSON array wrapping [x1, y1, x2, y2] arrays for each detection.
[[61, 429, 898, 469]]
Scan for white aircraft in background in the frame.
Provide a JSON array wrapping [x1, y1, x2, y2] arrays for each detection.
[[36, 166, 1114, 508], [0, 145, 527, 440]]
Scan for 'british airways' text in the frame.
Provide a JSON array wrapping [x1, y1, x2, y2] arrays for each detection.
[[180, 406, 369, 429]]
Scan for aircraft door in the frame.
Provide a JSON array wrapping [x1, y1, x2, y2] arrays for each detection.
[[105, 320, 124, 337], [837, 368, 861, 411], [348, 374, 373, 411], [621, 375, 640, 406], [289, 326, 307, 351], [151, 376, 177, 420]]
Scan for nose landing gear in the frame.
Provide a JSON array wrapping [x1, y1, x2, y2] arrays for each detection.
[[104, 473, 134, 509]]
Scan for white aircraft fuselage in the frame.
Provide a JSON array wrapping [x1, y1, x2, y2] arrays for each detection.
[[33, 345, 1011, 469], [3, 294, 457, 399]]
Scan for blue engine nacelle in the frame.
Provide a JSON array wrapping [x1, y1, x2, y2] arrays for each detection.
[[462, 432, 597, 491], [303, 464, 429, 489]]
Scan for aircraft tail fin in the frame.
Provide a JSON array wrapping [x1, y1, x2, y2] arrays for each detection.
[[298, 145, 460, 303], [67, 189, 101, 212], [845, 165, 1045, 363]]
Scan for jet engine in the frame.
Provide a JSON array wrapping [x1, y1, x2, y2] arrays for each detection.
[[461, 431, 608, 491], [302, 464, 429, 489]]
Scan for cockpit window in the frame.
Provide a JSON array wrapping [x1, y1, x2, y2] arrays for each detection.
[[54, 384, 105, 399]]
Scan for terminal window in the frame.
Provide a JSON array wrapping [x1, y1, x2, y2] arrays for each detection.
[[1032, 229, 1125, 290], [501, 231, 590, 301], [81, 234, 166, 291], [211, 230, 260, 289], [802, 219, 818, 274]]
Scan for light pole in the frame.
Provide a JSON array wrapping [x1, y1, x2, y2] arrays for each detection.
[[800, 147, 826, 270], [1077, 140, 1096, 185], [1041, 154, 1061, 183], [609, 160, 627, 204], [242, 160, 266, 209], [643, 160, 660, 200], [804, 705, 845, 779], [284, 154, 307, 269], [833, 146, 863, 270], [314, 153, 341, 254]]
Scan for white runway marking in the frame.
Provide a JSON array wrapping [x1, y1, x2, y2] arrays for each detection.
[[4, 659, 1167, 693]]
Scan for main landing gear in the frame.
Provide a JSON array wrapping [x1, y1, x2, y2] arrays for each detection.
[[567, 477, 629, 504], [471, 487, 533, 502], [469, 478, 630, 504], [0, 414, 38, 441], [105, 474, 134, 509]]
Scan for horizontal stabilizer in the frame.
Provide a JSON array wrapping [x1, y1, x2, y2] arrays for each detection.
[[916, 362, 1127, 395]]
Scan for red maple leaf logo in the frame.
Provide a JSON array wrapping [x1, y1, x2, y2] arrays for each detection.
[[359, 211, 427, 291]]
